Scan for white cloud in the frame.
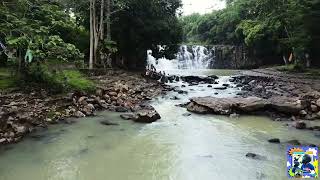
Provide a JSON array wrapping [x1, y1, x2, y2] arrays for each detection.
[[182, 0, 226, 15]]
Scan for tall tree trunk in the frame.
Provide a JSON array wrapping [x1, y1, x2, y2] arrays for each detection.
[[99, 0, 105, 40], [106, 0, 112, 68], [106, 0, 111, 42], [93, 0, 98, 67], [89, 0, 94, 69]]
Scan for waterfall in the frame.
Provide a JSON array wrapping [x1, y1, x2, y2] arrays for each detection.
[[147, 45, 215, 71]]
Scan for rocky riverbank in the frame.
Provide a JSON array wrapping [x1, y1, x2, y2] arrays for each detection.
[[0, 70, 165, 145], [185, 69, 320, 131]]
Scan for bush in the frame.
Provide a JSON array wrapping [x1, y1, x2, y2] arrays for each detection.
[[276, 63, 305, 73], [25, 63, 95, 93]]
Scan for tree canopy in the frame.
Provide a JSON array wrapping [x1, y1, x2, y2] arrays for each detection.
[[181, 0, 320, 66]]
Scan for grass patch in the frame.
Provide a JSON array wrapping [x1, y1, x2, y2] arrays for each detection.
[[0, 68, 16, 90], [59, 70, 95, 92], [276, 65, 320, 77], [276, 64, 305, 73]]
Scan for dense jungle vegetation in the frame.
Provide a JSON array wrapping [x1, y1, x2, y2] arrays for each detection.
[[180, 0, 320, 67]]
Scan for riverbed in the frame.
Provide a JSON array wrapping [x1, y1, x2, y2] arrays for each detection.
[[0, 70, 319, 180]]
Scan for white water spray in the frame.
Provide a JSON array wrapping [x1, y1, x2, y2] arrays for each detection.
[[147, 45, 215, 71]]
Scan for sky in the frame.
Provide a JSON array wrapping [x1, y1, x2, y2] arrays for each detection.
[[182, 0, 226, 15]]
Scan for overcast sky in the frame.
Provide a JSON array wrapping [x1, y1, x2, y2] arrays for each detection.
[[182, 0, 226, 15]]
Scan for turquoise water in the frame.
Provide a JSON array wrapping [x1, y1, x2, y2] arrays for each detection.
[[0, 70, 319, 180]]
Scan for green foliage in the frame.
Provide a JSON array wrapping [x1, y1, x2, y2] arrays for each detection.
[[1, 0, 85, 66], [0, 68, 16, 90], [180, 0, 319, 66], [26, 63, 94, 93], [113, 0, 183, 68]]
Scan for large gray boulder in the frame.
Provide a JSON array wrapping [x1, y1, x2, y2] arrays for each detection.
[[187, 96, 304, 115], [188, 96, 267, 115]]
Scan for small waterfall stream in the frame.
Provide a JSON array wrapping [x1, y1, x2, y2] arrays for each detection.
[[147, 45, 215, 71]]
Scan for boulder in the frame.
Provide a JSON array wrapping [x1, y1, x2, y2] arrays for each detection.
[[317, 98, 320, 107], [181, 76, 216, 84], [299, 110, 308, 116], [13, 125, 27, 134], [269, 96, 303, 114], [133, 109, 161, 123], [294, 121, 307, 130], [108, 92, 118, 96], [311, 105, 318, 112], [187, 102, 211, 114], [230, 113, 239, 118], [188, 97, 267, 115], [74, 111, 86, 118], [78, 96, 87, 105], [120, 114, 135, 120], [82, 103, 95, 116]]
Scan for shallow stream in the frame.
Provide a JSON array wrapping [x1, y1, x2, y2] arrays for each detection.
[[0, 70, 319, 180]]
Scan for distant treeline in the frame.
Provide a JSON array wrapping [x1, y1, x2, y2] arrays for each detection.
[[180, 0, 320, 66]]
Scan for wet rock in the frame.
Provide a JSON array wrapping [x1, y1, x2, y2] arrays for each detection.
[[311, 105, 318, 112], [294, 121, 307, 130], [108, 92, 118, 96], [95, 89, 104, 97], [74, 111, 86, 118], [176, 90, 188, 94], [133, 109, 161, 123], [208, 75, 219, 79], [230, 113, 239, 118], [175, 103, 189, 108], [207, 85, 213, 88], [115, 106, 129, 112], [120, 114, 135, 120], [13, 125, 27, 134], [246, 153, 264, 160], [182, 113, 192, 117], [170, 96, 180, 100], [181, 76, 216, 84], [78, 96, 87, 105], [186, 102, 211, 114], [316, 98, 320, 107], [214, 86, 227, 90], [229, 78, 235, 82], [299, 110, 308, 116], [100, 120, 119, 126], [286, 140, 301, 145], [222, 83, 230, 87], [269, 97, 303, 114], [82, 104, 95, 116], [188, 96, 268, 115], [181, 85, 186, 88], [309, 126, 320, 131], [268, 138, 280, 143]]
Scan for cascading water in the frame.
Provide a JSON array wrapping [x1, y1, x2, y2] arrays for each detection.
[[147, 45, 215, 71]]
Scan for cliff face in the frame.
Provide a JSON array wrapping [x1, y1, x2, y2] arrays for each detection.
[[210, 45, 262, 69]]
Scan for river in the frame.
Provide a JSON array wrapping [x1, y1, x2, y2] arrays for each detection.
[[0, 50, 319, 180]]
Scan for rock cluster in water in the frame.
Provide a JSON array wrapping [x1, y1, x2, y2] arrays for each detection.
[[185, 74, 320, 131], [0, 70, 164, 145]]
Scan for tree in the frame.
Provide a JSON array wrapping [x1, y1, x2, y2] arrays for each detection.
[[113, 0, 183, 69]]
